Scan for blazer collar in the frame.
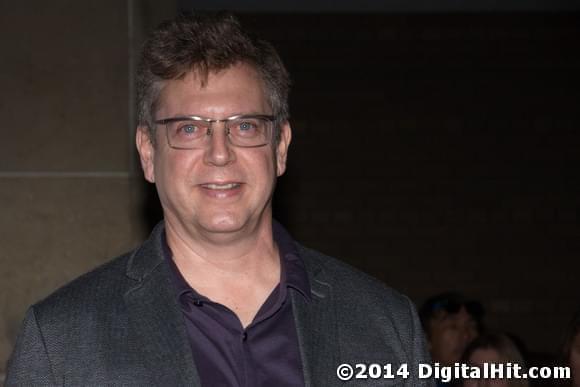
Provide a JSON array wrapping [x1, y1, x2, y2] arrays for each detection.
[[292, 244, 339, 387], [125, 222, 166, 281], [123, 222, 201, 386]]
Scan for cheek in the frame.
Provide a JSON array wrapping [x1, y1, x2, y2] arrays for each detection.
[[441, 329, 459, 343], [242, 151, 277, 183], [161, 150, 193, 173], [154, 151, 197, 193], [431, 331, 454, 355]]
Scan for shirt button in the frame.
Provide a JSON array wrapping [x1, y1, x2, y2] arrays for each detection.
[[242, 332, 248, 341], [193, 299, 203, 307]]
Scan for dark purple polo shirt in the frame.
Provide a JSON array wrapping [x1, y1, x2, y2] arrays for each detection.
[[163, 221, 310, 387]]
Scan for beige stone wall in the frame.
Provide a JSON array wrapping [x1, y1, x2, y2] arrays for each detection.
[[0, 0, 176, 376]]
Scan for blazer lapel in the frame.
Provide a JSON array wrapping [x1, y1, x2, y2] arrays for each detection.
[[292, 250, 339, 387], [124, 223, 201, 386]]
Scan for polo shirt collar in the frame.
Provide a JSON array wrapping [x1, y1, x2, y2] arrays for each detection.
[[163, 220, 311, 301]]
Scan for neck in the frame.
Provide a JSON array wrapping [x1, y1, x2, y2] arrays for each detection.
[[164, 214, 279, 280], [164, 215, 282, 327]]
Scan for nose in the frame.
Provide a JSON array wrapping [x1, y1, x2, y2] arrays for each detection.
[[203, 123, 235, 166]]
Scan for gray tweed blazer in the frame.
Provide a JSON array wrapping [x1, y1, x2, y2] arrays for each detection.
[[6, 223, 434, 386]]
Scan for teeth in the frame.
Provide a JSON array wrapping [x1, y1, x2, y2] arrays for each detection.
[[203, 183, 240, 190]]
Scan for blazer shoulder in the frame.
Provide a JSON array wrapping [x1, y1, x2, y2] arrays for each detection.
[[297, 243, 414, 318], [32, 250, 136, 320]]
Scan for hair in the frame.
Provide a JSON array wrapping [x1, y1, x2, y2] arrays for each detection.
[[136, 12, 291, 141], [419, 292, 485, 338], [462, 333, 530, 387]]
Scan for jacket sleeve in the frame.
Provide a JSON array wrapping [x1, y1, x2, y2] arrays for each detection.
[[404, 295, 436, 387], [5, 307, 57, 386]]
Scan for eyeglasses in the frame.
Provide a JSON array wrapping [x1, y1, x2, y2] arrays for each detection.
[[153, 114, 276, 149]]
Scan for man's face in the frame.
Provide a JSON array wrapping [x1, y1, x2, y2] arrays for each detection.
[[427, 306, 478, 366], [137, 63, 291, 238]]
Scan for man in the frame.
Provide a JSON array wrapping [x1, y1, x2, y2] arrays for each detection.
[[7, 13, 432, 386], [420, 292, 483, 386]]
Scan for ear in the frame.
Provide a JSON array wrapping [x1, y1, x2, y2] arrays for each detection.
[[275, 121, 292, 177], [136, 126, 156, 183]]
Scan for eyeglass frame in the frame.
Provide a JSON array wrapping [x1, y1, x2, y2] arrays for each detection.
[[153, 114, 277, 149]]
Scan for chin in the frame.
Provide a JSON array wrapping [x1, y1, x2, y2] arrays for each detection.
[[199, 214, 246, 234]]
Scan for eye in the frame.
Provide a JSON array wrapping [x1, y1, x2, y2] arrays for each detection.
[[174, 122, 205, 137], [238, 121, 257, 131], [231, 118, 262, 138], [181, 124, 198, 134]]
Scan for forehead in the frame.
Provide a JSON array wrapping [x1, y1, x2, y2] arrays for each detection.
[[469, 348, 502, 365], [156, 63, 270, 118], [431, 306, 475, 326]]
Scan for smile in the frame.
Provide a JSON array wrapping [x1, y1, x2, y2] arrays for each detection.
[[200, 183, 242, 190]]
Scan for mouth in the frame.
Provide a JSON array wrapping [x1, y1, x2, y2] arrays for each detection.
[[200, 182, 242, 190], [198, 182, 244, 199]]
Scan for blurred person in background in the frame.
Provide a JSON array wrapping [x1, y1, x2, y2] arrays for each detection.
[[561, 306, 580, 387], [462, 332, 529, 387], [420, 292, 484, 365], [420, 292, 484, 386]]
